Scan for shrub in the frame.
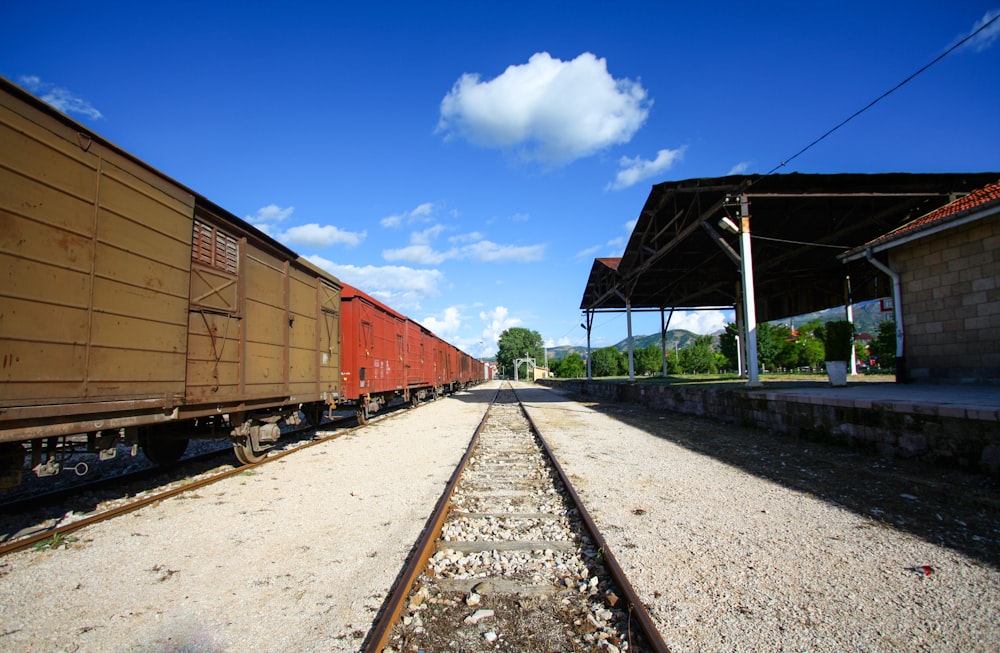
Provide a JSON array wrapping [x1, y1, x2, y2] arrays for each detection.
[[822, 320, 854, 361]]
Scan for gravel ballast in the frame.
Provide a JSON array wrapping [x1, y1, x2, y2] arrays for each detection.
[[1, 379, 997, 652], [515, 382, 1000, 652], [0, 391, 490, 652]]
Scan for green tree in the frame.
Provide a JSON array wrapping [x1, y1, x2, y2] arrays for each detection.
[[755, 322, 788, 372], [591, 346, 621, 377], [496, 327, 544, 380], [554, 352, 586, 378], [798, 333, 826, 370], [678, 335, 717, 373], [719, 323, 739, 370], [871, 320, 896, 369], [635, 345, 663, 376], [665, 351, 682, 375], [795, 320, 825, 370]]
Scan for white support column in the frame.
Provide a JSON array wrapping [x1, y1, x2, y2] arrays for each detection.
[[660, 308, 674, 377], [739, 194, 761, 387], [626, 298, 635, 381], [845, 276, 857, 376]]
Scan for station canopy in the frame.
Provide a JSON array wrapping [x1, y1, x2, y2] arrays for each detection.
[[580, 172, 1000, 323]]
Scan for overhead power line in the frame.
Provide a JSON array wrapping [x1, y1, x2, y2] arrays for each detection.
[[766, 12, 1000, 175]]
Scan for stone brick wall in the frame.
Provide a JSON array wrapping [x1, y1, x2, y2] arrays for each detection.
[[538, 379, 1000, 475], [892, 216, 1000, 383]]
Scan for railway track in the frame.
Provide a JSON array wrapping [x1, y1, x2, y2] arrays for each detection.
[[367, 383, 667, 652]]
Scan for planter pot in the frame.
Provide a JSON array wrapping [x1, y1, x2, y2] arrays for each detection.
[[826, 360, 848, 387]]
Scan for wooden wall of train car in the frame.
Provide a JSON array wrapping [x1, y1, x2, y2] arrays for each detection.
[[339, 284, 407, 402], [0, 78, 342, 469], [1, 78, 197, 442], [184, 203, 343, 419], [402, 318, 435, 392]]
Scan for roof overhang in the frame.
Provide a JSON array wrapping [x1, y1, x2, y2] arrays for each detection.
[[581, 172, 1000, 323]]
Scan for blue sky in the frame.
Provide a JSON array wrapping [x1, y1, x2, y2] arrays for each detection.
[[3, 2, 999, 358]]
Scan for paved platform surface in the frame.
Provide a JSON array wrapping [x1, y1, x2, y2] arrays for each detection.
[[741, 379, 1000, 418]]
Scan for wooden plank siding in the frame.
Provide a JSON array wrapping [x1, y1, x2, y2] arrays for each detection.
[[0, 91, 194, 405]]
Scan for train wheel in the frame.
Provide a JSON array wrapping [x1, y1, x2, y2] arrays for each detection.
[[0, 443, 25, 489], [304, 404, 325, 427], [410, 394, 420, 408], [140, 435, 189, 466], [233, 439, 268, 465], [356, 405, 369, 425]]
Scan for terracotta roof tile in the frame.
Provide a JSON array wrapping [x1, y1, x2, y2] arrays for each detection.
[[867, 179, 1000, 248]]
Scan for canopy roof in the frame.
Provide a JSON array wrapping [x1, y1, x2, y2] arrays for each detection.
[[580, 172, 1000, 323]]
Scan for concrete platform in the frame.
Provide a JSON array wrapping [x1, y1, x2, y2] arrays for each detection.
[[539, 378, 1000, 474]]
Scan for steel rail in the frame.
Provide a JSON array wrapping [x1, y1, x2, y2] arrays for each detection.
[[0, 406, 407, 557], [514, 385, 670, 653], [362, 383, 669, 653], [361, 386, 500, 652]]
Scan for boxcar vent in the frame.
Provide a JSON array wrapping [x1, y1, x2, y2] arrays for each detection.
[[192, 219, 239, 274]]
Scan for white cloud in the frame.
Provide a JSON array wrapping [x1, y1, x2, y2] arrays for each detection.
[[607, 147, 685, 190], [383, 234, 545, 264], [422, 306, 462, 336], [669, 310, 733, 334], [412, 224, 447, 245], [305, 256, 444, 310], [382, 244, 451, 265], [19, 76, 103, 120], [438, 52, 651, 165], [576, 220, 634, 259], [381, 202, 435, 228], [247, 204, 294, 223], [449, 231, 485, 244], [463, 240, 545, 262], [727, 161, 752, 175], [479, 306, 522, 350], [246, 205, 365, 248], [962, 9, 1000, 52], [281, 223, 366, 247]]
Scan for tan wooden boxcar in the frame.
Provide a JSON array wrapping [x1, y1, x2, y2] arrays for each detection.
[[0, 78, 341, 485]]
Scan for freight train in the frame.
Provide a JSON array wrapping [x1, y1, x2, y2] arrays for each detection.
[[0, 77, 484, 488]]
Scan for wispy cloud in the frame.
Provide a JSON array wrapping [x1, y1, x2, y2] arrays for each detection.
[[381, 202, 435, 227], [304, 257, 444, 310], [281, 223, 366, 247], [607, 146, 685, 190], [576, 221, 634, 258], [383, 226, 545, 264], [247, 204, 295, 223], [961, 9, 1000, 52], [438, 52, 651, 165], [248, 204, 366, 248], [727, 161, 752, 175], [19, 76, 102, 120]]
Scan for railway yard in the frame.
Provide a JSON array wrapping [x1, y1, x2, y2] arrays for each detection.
[[0, 380, 997, 652]]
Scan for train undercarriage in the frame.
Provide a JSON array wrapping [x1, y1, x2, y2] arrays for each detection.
[[0, 400, 336, 490]]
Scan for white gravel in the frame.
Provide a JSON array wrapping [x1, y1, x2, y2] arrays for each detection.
[[0, 390, 489, 653], [1, 379, 997, 653], [515, 382, 1000, 653]]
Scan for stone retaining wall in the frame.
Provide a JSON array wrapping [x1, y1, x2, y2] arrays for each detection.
[[537, 379, 1000, 475]]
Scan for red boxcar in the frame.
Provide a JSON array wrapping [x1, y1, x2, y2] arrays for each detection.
[[339, 283, 484, 423], [339, 284, 407, 422]]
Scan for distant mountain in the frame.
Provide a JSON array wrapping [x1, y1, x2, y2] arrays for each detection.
[[545, 300, 893, 360], [546, 329, 702, 360], [772, 299, 893, 337]]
